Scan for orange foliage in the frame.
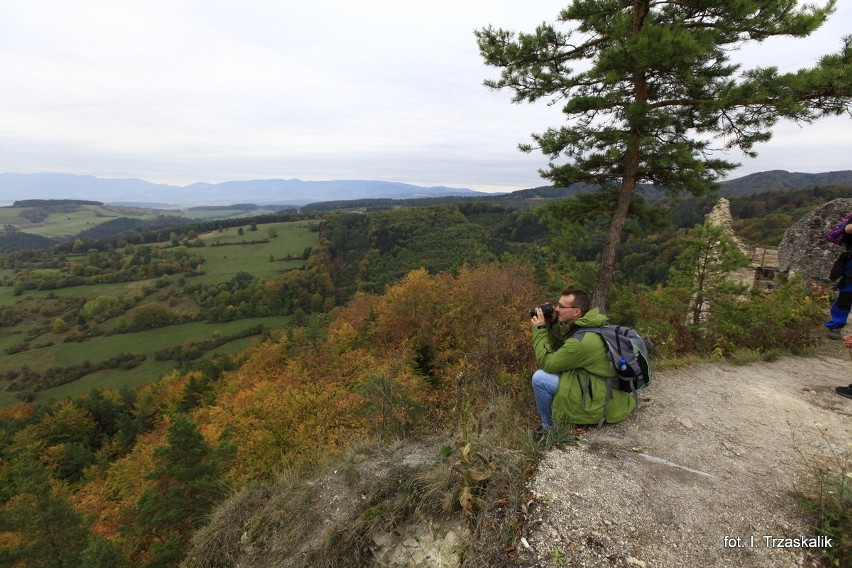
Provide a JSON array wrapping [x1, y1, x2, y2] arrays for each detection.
[[354, 263, 541, 408], [0, 530, 22, 549], [331, 291, 380, 332], [72, 427, 163, 536], [73, 262, 544, 525], [0, 403, 33, 422], [433, 264, 539, 382]]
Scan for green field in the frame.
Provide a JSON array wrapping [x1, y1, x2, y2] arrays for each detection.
[[25, 207, 126, 237], [0, 202, 304, 239], [0, 203, 180, 238], [192, 221, 318, 283], [0, 208, 30, 225], [0, 315, 290, 406], [0, 218, 321, 406]]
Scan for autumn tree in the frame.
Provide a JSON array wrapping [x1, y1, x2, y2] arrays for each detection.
[[477, 0, 851, 310]]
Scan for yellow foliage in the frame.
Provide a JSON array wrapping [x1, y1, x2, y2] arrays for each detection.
[[222, 379, 365, 481], [372, 268, 443, 348], [328, 321, 360, 353], [72, 427, 163, 536]]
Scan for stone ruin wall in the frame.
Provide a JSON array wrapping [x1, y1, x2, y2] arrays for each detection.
[[704, 197, 780, 290]]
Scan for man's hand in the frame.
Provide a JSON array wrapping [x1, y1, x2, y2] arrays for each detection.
[[531, 307, 546, 328]]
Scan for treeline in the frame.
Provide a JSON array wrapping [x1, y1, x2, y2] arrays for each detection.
[[12, 199, 103, 207], [6, 245, 205, 294], [320, 202, 548, 299], [74, 215, 193, 240], [729, 184, 852, 244], [153, 324, 264, 361], [0, 230, 55, 252], [71, 210, 310, 247], [5, 352, 147, 393]]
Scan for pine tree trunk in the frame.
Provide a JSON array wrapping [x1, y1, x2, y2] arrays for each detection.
[[591, 0, 648, 313], [592, 145, 638, 312]]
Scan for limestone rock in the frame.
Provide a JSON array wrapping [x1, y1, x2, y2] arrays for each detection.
[[705, 198, 736, 236], [778, 198, 852, 283]]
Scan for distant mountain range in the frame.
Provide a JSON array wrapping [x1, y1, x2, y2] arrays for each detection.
[[718, 170, 852, 196], [0, 173, 484, 207], [1, 170, 851, 208]]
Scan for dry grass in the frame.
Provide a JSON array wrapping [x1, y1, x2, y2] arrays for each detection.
[[182, 387, 558, 568]]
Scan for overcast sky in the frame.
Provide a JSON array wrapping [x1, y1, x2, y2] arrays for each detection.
[[1, 1, 849, 193]]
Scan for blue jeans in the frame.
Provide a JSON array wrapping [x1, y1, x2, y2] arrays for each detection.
[[532, 370, 559, 428], [825, 290, 852, 330]]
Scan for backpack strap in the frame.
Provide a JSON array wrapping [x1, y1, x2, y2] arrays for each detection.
[[597, 377, 612, 429], [589, 372, 639, 429]]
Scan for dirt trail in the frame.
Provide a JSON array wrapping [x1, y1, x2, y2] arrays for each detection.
[[521, 351, 851, 568]]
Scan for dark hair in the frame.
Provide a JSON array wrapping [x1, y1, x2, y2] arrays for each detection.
[[561, 288, 590, 314]]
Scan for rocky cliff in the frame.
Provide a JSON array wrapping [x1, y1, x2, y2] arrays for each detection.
[[779, 198, 852, 284]]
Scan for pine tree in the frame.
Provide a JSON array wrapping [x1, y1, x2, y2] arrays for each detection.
[[0, 453, 90, 568], [134, 415, 223, 568], [477, 0, 851, 309]]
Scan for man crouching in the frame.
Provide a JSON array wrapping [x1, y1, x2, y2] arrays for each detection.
[[530, 288, 636, 439]]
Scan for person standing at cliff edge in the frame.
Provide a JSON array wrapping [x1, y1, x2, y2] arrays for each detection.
[[825, 221, 852, 340], [836, 335, 852, 399]]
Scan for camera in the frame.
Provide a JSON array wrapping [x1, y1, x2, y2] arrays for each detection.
[[529, 303, 555, 322]]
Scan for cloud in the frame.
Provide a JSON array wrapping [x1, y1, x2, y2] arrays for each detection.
[[0, 0, 848, 192]]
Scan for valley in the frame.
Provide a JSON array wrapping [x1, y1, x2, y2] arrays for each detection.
[[0, 217, 320, 405]]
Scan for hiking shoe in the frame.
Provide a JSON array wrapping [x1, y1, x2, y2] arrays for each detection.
[[836, 384, 852, 399], [530, 425, 548, 443], [826, 328, 843, 340]]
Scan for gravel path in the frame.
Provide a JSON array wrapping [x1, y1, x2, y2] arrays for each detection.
[[520, 353, 852, 568]]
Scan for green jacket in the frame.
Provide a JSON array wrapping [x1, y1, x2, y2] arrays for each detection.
[[532, 308, 636, 425]]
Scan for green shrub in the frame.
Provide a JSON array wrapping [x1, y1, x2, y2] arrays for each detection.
[[702, 276, 824, 356], [794, 471, 851, 567]]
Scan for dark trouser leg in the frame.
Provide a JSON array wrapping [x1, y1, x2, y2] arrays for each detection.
[[825, 290, 852, 329]]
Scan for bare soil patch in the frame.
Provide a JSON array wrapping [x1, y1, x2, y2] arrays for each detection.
[[521, 350, 851, 568]]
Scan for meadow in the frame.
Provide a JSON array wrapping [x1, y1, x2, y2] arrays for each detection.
[[193, 220, 318, 283], [0, 315, 288, 406], [0, 202, 173, 238], [0, 201, 288, 240], [0, 219, 319, 405]]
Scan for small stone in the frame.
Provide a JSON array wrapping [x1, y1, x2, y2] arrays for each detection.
[[722, 441, 744, 456]]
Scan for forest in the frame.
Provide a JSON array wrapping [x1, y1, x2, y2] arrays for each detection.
[[0, 182, 850, 567]]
